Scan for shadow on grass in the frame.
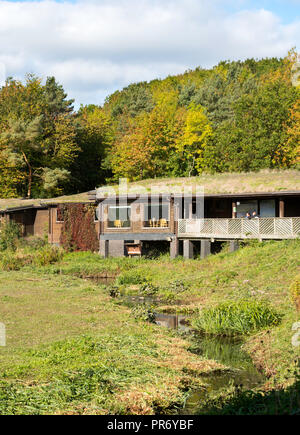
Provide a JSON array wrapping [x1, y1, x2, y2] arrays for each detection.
[[196, 379, 300, 415]]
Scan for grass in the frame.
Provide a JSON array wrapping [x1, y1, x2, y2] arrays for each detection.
[[0, 270, 222, 415], [97, 169, 300, 195], [0, 238, 299, 414], [192, 300, 282, 336], [1, 170, 299, 212]]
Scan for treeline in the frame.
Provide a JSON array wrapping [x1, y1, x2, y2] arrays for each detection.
[[0, 51, 299, 198]]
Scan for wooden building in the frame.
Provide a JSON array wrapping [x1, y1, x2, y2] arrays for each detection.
[[0, 189, 299, 259]]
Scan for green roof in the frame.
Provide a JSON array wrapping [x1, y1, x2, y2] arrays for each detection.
[[1, 170, 299, 211], [96, 170, 300, 196]]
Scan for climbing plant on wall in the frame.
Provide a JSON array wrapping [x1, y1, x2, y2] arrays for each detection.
[[60, 204, 99, 252]]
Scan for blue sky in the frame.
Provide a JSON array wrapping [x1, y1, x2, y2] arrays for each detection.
[[0, 0, 299, 107]]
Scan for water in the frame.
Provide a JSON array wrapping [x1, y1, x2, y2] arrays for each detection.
[[85, 276, 116, 285], [118, 295, 265, 414], [181, 335, 265, 414]]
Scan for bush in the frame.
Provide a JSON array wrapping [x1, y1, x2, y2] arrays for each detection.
[[139, 282, 159, 296], [290, 275, 300, 311], [167, 280, 190, 293], [193, 300, 282, 336], [117, 270, 147, 285], [131, 304, 156, 323], [0, 221, 21, 251], [108, 286, 121, 298], [33, 246, 64, 267], [0, 253, 25, 271], [19, 236, 47, 250]]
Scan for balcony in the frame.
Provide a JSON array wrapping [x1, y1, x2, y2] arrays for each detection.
[[178, 217, 300, 240]]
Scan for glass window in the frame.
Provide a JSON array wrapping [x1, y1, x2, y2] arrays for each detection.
[[236, 200, 258, 218], [56, 207, 65, 222], [108, 205, 131, 228], [144, 203, 169, 228], [260, 200, 275, 217]]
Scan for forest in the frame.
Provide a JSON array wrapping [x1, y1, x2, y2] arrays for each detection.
[[0, 50, 299, 199]]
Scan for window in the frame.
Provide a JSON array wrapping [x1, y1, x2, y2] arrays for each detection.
[[260, 200, 275, 217], [108, 205, 131, 228], [143, 203, 169, 228], [56, 207, 65, 222], [236, 200, 258, 218]]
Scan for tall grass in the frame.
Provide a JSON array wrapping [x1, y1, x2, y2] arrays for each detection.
[[193, 300, 282, 336]]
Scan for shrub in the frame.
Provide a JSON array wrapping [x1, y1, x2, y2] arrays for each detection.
[[0, 221, 21, 251], [108, 286, 121, 298], [0, 253, 25, 271], [168, 280, 190, 293], [131, 304, 156, 323], [117, 270, 147, 285], [193, 300, 282, 336], [139, 282, 159, 296], [33, 246, 64, 267], [19, 236, 47, 250]]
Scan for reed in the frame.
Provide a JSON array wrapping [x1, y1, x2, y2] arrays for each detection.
[[193, 300, 282, 336]]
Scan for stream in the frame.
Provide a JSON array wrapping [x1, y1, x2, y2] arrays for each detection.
[[120, 295, 265, 414]]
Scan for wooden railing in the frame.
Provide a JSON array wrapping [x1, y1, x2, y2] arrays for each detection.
[[178, 217, 300, 240]]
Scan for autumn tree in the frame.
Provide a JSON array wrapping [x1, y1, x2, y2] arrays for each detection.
[[0, 75, 79, 197]]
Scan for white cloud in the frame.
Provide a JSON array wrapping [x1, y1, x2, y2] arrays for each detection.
[[0, 0, 299, 107]]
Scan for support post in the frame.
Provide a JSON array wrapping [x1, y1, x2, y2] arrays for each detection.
[[201, 239, 211, 259], [170, 238, 179, 259], [99, 239, 109, 258], [279, 199, 285, 218], [183, 239, 194, 259], [108, 240, 125, 257], [232, 201, 237, 219], [229, 240, 239, 253]]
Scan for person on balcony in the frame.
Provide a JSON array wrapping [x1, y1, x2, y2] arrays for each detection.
[[245, 212, 251, 219], [252, 211, 260, 219]]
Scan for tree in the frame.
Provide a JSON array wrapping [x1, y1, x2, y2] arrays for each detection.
[[176, 103, 213, 176], [1, 117, 43, 198], [74, 106, 114, 191], [0, 75, 78, 197]]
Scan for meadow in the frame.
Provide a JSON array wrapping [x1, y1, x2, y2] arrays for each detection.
[[0, 234, 299, 414]]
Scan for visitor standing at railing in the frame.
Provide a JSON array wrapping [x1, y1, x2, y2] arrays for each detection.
[[252, 211, 260, 219]]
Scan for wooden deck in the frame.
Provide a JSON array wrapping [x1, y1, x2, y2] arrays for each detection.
[[178, 217, 300, 240]]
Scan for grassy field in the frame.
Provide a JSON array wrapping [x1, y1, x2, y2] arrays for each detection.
[[0, 238, 299, 414], [0, 269, 223, 415]]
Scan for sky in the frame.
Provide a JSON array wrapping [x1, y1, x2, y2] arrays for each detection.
[[0, 0, 299, 108]]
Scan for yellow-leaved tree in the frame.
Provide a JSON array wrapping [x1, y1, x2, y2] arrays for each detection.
[[176, 103, 213, 176]]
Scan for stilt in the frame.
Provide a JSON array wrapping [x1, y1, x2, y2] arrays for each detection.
[[100, 239, 109, 258], [183, 239, 194, 259], [170, 237, 179, 259], [201, 240, 211, 259], [229, 240, 239, 253]]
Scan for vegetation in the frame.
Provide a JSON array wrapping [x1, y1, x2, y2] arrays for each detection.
[[0, 238, 299, 414], [0, 268, 222, 415], [193, 300, 282, 336], [60, 204, 99, 252], [0, 52, 299, 198], [0, 221, 21, 251], [290, 275, 300, 311]]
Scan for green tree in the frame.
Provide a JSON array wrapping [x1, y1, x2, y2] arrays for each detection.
[[0, 75, 78, 197], [176, 103, 213, 176]]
